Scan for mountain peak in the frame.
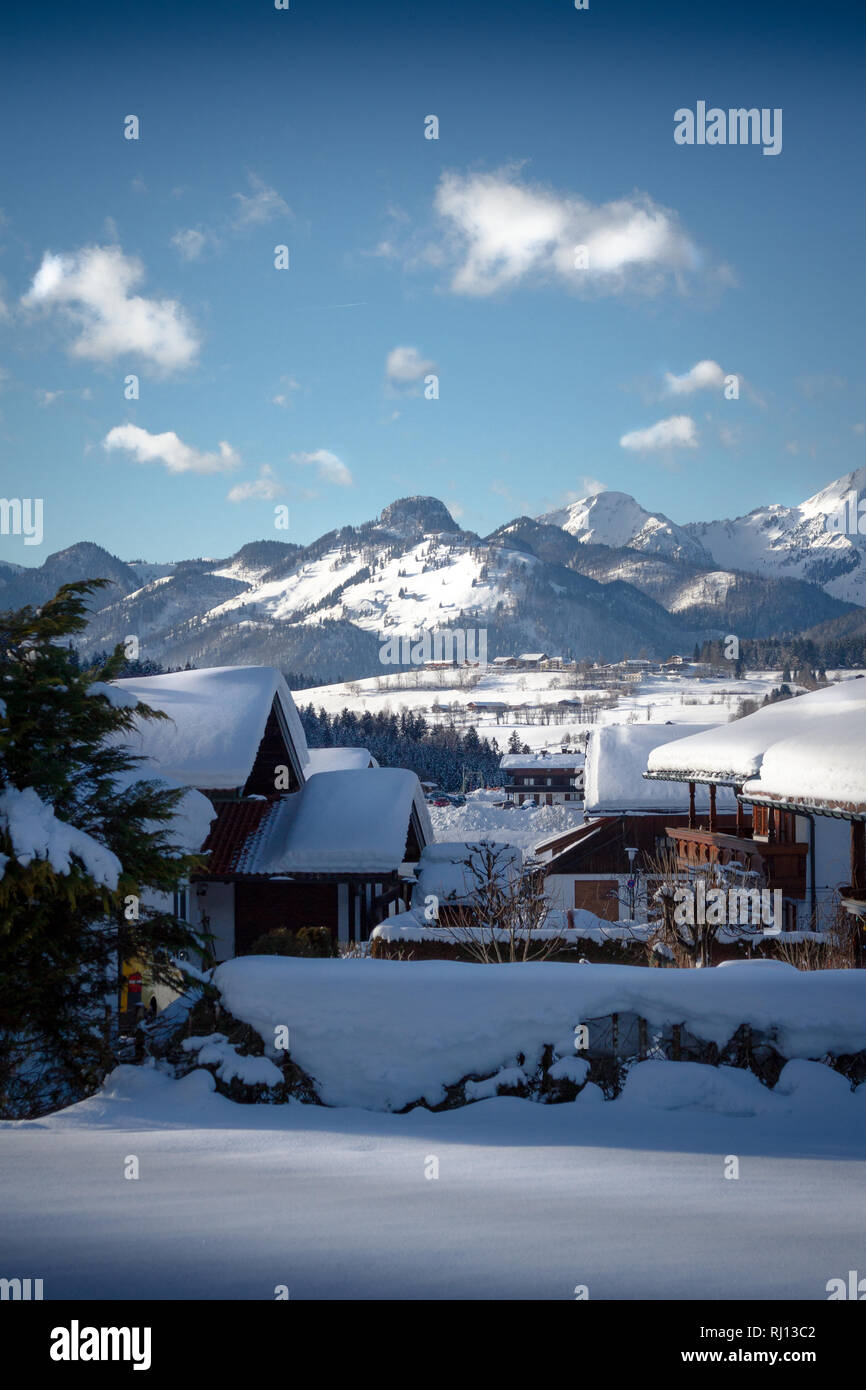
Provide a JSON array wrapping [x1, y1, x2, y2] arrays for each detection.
[[378, 496, 459, 536], [538, 490, 711, 565]]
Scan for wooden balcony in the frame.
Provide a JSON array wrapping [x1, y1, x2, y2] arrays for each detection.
[[666, 827, 808, 899]]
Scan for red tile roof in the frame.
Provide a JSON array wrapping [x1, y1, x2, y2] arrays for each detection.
[[200, 799, 275, 877]]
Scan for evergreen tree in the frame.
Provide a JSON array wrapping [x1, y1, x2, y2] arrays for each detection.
[[0, 582, 206, 1118]]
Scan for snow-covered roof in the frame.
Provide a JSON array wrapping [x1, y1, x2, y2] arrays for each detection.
[[586, 724, 737, 815], [306, 747, 376, 774], [231, 768, 432, 875], [741, 693, 866, 817], [500, 752, 584, 769], [410, 839, 523, 907], [112, 666, 310, 790], [645, 680, 866, 787]]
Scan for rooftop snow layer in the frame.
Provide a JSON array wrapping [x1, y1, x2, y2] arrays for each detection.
[[500, 752, 584, 769], [305, 746, 375, 774], [742, 700, 866, 815], [586, 723, 737, 814], [112, 665, 310, 790], [233, 768, 432, 875], [645, 679, 866, 786]]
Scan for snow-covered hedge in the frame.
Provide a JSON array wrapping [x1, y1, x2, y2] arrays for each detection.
[[212, 956, 866, 1112]]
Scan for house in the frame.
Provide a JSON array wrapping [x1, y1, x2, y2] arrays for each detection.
[[202, 768, 432, 954], [643, 680, 866, 930], [112, 665, 431, 957], [499, 750, 585, 805], [739, 687, 866, 923], [113, 664, 309, 800], [537, 724, 737, 919], [517, 652, 549, 669]]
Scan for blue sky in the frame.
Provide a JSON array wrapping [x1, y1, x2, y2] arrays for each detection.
[[1, 0, 863, 564]]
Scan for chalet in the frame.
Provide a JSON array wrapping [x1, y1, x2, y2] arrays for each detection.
[[202, 768, 431, 954], [112, 665, 431, 958], [739, 684, 866, 924], [536, 724, 737, 919], [499, 750, 585, 806], [643, 681, 866, 931]]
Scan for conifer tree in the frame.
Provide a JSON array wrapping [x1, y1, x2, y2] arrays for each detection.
[[0, 582, 206, 1117]]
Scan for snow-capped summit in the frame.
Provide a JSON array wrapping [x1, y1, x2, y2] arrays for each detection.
[[538, 490, 711, 565], [685, 464, 866, 605]]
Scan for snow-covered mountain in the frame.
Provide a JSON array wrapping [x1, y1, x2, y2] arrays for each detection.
[[1, 497, 706, 679], [538, 491, 711, 565], [684, 466, 866, 605], [1, 475, 860, 683], [541, 468, 866, 606]]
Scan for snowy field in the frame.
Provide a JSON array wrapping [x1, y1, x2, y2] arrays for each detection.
[[295, 668, 811, 759], [1, 1062, 864, 1301], [2, 958, 865, 1300]]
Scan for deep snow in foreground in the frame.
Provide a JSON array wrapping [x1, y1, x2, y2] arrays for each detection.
[[1, 1062, 864, 1300]]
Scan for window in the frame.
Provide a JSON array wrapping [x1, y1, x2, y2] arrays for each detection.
[[173, 886, 189, 921]]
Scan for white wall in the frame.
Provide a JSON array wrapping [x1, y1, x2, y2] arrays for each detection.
[[196, 882, 236, 962], [808, 814, 853, 925]]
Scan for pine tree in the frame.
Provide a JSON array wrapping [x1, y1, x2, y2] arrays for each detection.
[[0, 582, 206, 1118]]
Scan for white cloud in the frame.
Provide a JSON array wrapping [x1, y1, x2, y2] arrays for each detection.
[[293, 448, 353, 487], [231, 173, 290, 228], [38, 386, 91, 406], [272, 375, 302, 407], [385, 345, 437, 389], [664, 359, 726, 395], [620, 415, 698, 453], [103, 423, 240, 474], [579, 477, 607, 497], [23, 245, 199, 372], [428, 168, 698, 297], [171, 228, 207, 261], [227, 465, 285, 502]]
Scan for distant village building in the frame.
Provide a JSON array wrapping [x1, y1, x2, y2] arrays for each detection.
[[500, 750, 585, 806]]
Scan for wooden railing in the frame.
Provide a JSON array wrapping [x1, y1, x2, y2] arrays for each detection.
[[666, 826, 808, 899]]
